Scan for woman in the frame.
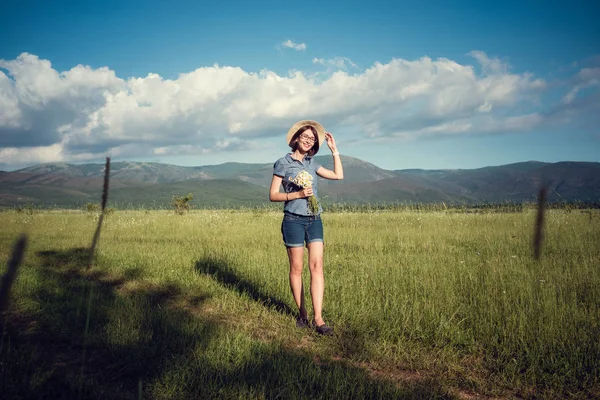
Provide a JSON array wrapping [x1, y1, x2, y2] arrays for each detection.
[[269, 120, 344, 335]]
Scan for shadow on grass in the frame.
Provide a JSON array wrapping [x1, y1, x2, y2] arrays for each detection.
[[1, 247, 458, 399], [1, 248, 217, 400], [195, 255, 295, 316], [194, 253, 373, 360]]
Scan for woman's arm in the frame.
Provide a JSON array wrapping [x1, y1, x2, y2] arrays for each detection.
[[316, 132, 344, 180], [269, 175, 312, 202]]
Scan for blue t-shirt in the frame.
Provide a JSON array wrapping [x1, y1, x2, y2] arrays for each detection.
[[273, 153, 323, 216]]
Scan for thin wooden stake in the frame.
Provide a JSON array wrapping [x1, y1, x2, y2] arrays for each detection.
[[87, 157, 110, 269], [533, 185, 547, 260]]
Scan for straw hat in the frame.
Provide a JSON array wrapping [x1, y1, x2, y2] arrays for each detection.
[[286, 120, 326, 149]]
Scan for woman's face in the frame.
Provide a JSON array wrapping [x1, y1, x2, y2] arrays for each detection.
[[296, 128, 316, 152]]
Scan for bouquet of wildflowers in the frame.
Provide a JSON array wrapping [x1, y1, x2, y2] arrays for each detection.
[[289, 170, 319, 214]]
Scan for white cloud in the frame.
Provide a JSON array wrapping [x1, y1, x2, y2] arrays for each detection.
[[281, 40, 306, 51], [372, 112, 543, 141], [313, 57, 359, 71], [468, 50, 509, 75], [0, 51, 595, 167], [0, 53, 123, 149], [152, 138, 259, 156], [562, 67, 600, 104], [0, 143, 65, 165]]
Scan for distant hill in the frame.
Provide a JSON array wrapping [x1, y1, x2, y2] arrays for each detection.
[[1, 157, 599, 209], [396, 161, 600, 203], [17, 161, 212, 184], [319, 175, 474, 204], [15, 156, 397, 187]]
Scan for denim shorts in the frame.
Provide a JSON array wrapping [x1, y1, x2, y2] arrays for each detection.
[[281, 212, 324, 248]]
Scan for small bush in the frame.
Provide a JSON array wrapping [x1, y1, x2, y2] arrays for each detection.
[[15, 204, 35, 214], [171, 193, 194, 215], [85, 202, 100, 213]]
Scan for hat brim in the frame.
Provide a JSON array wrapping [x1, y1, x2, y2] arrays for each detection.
[[286, 120, 326, 150]]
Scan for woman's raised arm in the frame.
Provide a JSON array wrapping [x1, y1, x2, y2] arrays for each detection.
[[316, 132, 344, 180]]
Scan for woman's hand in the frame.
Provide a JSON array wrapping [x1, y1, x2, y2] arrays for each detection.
[[324, 132, 337, 153], [298, 187, 314, 198]]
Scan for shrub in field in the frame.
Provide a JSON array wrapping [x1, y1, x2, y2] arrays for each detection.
[[171, 193, 194, 215], [15, 204, 36, 214], [84, 202, 114, 217], [85, 202, 100, 213]]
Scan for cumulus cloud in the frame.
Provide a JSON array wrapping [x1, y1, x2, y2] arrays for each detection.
[[0, 51, 595, 167], [0, 53, 123, 148], [281, 40, 307, 51]]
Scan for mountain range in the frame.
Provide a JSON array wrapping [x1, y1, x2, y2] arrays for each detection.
[[1, 156, 599, 209]]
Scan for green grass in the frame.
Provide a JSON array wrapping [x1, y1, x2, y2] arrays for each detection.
[[1, 208, 599, 399]]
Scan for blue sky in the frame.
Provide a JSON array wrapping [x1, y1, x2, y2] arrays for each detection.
[[1, 0, 599, 171]]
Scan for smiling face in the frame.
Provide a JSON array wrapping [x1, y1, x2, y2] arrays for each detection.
[[291, 126, 319, 155], [298, 129, 316, 151]]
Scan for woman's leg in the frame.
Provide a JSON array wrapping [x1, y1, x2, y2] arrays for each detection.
[[307, 241, 325, 326], [287, 246, 307, 319]]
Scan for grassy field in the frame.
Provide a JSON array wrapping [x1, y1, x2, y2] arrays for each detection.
[[0, 208, 598, 399]]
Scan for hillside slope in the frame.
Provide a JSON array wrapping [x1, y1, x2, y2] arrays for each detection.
[[2, 158, 599, 208]]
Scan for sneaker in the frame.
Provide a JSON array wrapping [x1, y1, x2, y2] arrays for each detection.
[[314, 322, 333, 336], [296, 317, 310, 328]]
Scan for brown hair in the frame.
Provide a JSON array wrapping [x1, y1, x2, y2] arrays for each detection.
[[289, 125, 319, 156]]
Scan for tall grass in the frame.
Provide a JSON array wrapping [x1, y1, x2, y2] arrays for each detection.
[[0, 208, 598, 398]]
